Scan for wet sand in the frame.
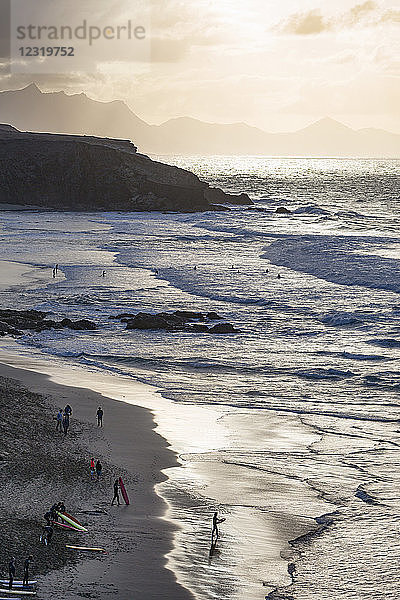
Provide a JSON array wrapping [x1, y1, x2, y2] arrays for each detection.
[[0, 260, 51, 290], [0, 359, 194, 600], [0, 345, 332, 600]]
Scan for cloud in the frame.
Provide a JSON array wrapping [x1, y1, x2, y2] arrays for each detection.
[[381, 8, 400, 24], [345, 1, 376, 25], [277, 1, 399, 35], [279, 10, 330, 35]]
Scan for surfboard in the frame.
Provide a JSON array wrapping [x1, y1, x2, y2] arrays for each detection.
[[66, 545, 106, 553], [52, 520, 85, 532], [0, 582, 37, 586], [56, 512, 87, 532], [59, 511, 84, 527], [0, 591, 36, 596], [119, 477, 130, 505], [0, 584, 35, 590]]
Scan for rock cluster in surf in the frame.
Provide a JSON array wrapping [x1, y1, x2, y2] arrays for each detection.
[[0, 309, 240, 337], [0, 309, 97, 336]]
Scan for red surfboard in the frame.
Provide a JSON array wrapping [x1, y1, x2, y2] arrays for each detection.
[[119, 477, 130, 505]]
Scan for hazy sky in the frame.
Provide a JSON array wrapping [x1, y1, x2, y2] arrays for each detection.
[[1, 0, 399, 132]]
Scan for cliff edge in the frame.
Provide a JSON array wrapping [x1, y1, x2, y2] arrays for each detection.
[[0, 125, 252, 212]]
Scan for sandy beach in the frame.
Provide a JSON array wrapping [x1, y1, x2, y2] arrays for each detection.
[[0, 342, 330, 600], [0, 359, 194, 600]]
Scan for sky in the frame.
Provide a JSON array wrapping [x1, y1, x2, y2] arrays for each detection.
[[0, 0, 399, 133]]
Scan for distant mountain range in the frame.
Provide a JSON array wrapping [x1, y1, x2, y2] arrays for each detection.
[[0, 84, 399, 157]]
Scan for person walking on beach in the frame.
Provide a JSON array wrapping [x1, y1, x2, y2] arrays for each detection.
[[96, 406, 104, 427], [52, 268, 56, 278], [211, 511, 225, 542], [64, 404, 72, 417], [55, 264, 59, 274], [8, 557, 16, 589], [55, 409, 63, 432], [44, 510, 52, 526], [111, 478, 120, 505], [23, 555, 33, 587], [62, 413, 69, 436], [90, 457, 96, 479], [40, 525, 53, 545], [96, 460, 102, 480]]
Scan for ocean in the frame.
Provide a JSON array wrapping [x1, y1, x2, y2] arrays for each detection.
[[0, 156, 399, 599]]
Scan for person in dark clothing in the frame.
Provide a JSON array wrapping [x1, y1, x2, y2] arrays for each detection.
[[288, 563, 296, 583], [96, 407, 104, 427], [50, 503, 59, 521], [44, 510, 52, 526], [23, 555, 33, 587], [57, 501, 66, 513], [8, 557, 16, 589], [211, 511, 225, 541], [56, 409, 63, 432], [40, 525, 53, 545], [62, 413, 69, 436], [64, 404, 72, 416], [96, 460, 102, 480], [111, 479, 120, 505]]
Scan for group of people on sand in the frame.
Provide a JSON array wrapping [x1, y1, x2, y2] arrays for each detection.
[[55, 404, 72, 436], [41, 501, 67, 545], [8, 555, 33, 589]]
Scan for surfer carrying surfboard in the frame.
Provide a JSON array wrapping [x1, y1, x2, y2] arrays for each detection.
[[212, 512, 225, 541], [111, 479, 120, 506]]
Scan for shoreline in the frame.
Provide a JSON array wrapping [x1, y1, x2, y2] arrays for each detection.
[[0, 342, 333, 599], [0, 358, 194, 600]]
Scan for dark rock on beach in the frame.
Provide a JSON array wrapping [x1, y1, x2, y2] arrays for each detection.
[[208, 323, 239, 334], [123, 310, 240, 334], [188, 324, 210, 333], [0, 125, 254, 212], [204, 187, 253, 206], [68, 319, 97, 331], [206, 312, 222, 320], [126, 312, 181, 330], [0, 309, 97, 334], [276, 206, 292, 214]]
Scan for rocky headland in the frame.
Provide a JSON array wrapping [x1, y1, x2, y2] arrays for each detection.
[[0, 124, 252, 212]]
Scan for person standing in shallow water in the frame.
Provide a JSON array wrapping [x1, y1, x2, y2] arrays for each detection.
[[288, 563, 296, 583], [111, 479, 120, 505], [212, 511, 224, 541], [97, 406, 103, 427]]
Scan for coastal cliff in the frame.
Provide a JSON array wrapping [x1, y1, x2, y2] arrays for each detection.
[[0, 125, 252, 212]]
